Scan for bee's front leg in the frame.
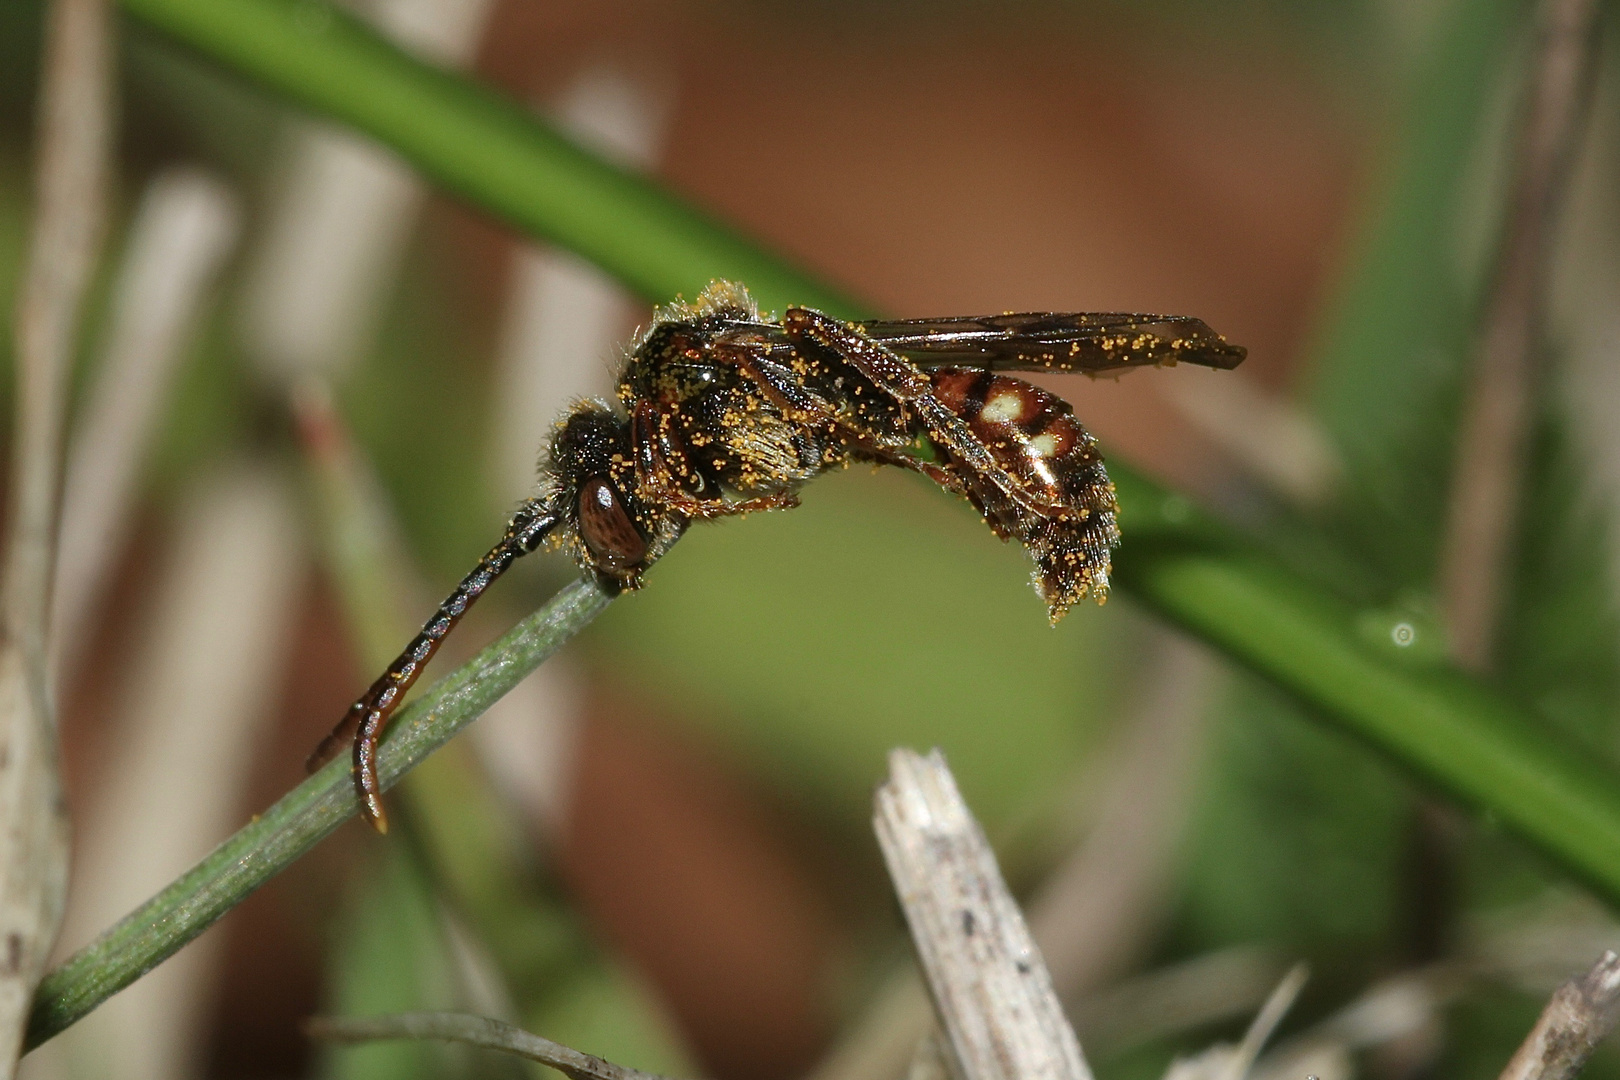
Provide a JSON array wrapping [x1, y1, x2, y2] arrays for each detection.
[[630, 401, 799, 519]]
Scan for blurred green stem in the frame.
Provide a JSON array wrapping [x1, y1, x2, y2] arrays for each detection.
[[1113, 475, 1620, 905], [25, 580, 610, 1048], [28, 0, 1620, 1049], [120, 0, 855, 318]]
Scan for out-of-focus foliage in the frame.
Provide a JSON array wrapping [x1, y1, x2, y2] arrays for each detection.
[[1174, 0, 1527, 986], [0, 153, 25, 398], [593, 467, 1133, 834], [321, 848, 464, 1080], [1169, 2, 1620, 1076], [8, 0, 1620, 1076], [1308, 0, 1523, 596]]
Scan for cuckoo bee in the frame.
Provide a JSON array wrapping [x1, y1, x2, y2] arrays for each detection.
[[310, 281, 1245, 830]]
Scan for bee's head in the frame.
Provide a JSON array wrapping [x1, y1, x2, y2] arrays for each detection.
[[545, 401, 680, 589]]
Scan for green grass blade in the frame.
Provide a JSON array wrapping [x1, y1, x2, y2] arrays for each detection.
[[1113, 476, 1620, 898], [118, 0, 857, 319], [25, 580, 610, 1049], [1309, 0, 1523, 459]]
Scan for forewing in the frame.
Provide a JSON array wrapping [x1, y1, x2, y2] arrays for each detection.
[[854, 312, 1245, 373]]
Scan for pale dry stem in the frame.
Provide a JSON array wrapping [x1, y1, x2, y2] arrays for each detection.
[[1440, 0, 1603, 671], [804, 635, 1212, 1080], [1497, 951, 1620, 1080], [0, 0, 112, 1071], [51, 169, 238, 688], [875, 748, 1092, 1080]]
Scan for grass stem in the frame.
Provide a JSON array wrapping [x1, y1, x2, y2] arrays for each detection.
[[24, 580, 610, 1049]]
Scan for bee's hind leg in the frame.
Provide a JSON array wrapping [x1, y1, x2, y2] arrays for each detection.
[[781, 307, 1066, 520]]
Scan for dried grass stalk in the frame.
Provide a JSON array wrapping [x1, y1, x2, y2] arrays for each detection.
[[1498, 951, 1620, 1080], [0, 0, 112, 1070], [874, 748, 1092, 1080]]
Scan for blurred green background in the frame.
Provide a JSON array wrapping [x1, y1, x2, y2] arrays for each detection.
[[9, 1, 1620, 1079]]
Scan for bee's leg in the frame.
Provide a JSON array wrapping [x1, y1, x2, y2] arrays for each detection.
[[840, 432, 969, 496], [715, 342, 936, 484], [845, 435, 1021, 540], [712, 348, 943, 499], [630, 401, 800, 518], [783, 308, 1068, 519], [306, 499, 559, 833], [718, 347, 834, 424]]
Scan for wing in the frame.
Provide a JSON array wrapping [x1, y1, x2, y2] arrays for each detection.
[[852, 312, 1245, 373]]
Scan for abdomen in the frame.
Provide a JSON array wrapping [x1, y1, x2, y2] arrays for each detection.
[[929, 368, 1118, 619]]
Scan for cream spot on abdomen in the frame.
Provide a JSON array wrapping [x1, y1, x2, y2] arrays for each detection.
[[980, 392, 1026, 424], [1028, 432, 1060, 457]]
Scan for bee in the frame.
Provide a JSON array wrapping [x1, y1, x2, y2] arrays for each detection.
[[310, 281, 1245, 830]]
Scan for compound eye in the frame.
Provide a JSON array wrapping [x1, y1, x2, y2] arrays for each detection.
[[578, 478, 647, 572]]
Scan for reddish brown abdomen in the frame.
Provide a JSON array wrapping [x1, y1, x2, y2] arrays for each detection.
[[932, 371, 1092, 502], [930, 368, 1118, 619]]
